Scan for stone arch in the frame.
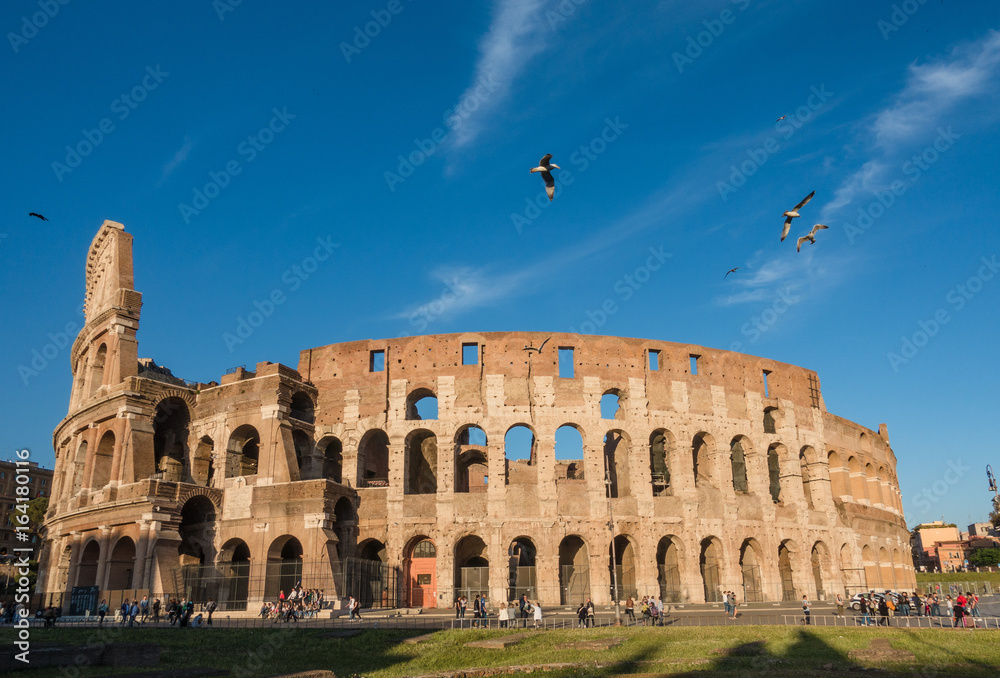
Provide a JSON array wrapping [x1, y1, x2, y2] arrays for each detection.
[[192, 436, 215, 487], [292, 429, 312, 475], [700, 537, 723, 602], [693, 432, 715, 488], [649, 429, 673, 496], [828, 450, 849, 498], [763, 406, 779, 434], [289, 391, 315, 424], [729, 436, 750, 492], [153, 397, 191, 481], [404, 429, 437, 495], [739, 538, 764, 602], [811, 541, 831, 599], [455, 535, 489, 600], [556, 424, 585, 480], [879, 546, 894, 589], [778, 540, 797, 601], [800, 446, 817, 509], [404, 535, 437, 608], [604, 429, 631, 498], [656, 536, 683, 602], [218, 538, 251, 609], [559, 535, 590, 605], [317, 435, 343, 483], [266, 535, 303, 599], [91, 431, 115, 488], [178, 495, 216, 567], [767, 443, 782, 503], [148, 390, 197, 421], [358, 429, 390, 487], [600, 388, 625, 420], [847, 456, 864, 502], [504, 423, 536, 481], [107, 536, 136, 590], [455, 425, 488, 493], [507, 536, 538, 599], [71, 440, 88, 496], [405, 387, 438, 421], [609, 534, 638, 600], [862, 544, 878, 589], [226, 425, 260, 478], [358, 539, 387, 562], [89, 343, 107, 398], [77, 539, 100, 587]]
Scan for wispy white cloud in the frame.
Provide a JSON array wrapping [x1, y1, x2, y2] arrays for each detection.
[[822, 30, 1000, 220], [713, 247, 851, 308], [448, 0, 549, 151], [159, 136, 194, 184]]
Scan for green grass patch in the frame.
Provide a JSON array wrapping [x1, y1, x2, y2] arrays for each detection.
[[916, 571, 1000, 584], [3, 625, 1000, 677]]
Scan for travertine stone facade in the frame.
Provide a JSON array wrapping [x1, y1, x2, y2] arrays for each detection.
[[40, 221, 915, 609]]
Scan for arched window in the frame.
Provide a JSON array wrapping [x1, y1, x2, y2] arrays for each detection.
[[88, 344, 107, 398], [556, 425, 585, 480], [405, 389, 438, 420], [730, 438, 748, 492], [358, 430, 390, 487], [289, 392, 315, 423], [604, 431, 631, 498], [767, 445, 781, 502], [649, 430, 671, 497], [405, 430, 437, 495]]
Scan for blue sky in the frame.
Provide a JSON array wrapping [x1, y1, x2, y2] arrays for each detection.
[[1, 0, 998, 530]]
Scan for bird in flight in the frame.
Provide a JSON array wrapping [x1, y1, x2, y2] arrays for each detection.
[[781, 190, 815, 241], [776, 115, 787, 122], [724, 267, 740, 279], [523, 337, 551, 353], [529, 154, 560, 201], [796, 224, 828, 252], [28, 212, 48, 221]]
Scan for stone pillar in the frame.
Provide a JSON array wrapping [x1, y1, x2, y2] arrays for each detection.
[[535, 435, 557, 519], [95, 525, 113, 590], [135, 519, 153, 589], [65, 532, 82, 591], [535, 546, 560, 607]]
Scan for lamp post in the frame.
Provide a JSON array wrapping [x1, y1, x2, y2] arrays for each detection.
[[988, 465, 999, 513]]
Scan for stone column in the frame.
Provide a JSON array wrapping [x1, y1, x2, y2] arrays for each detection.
[[65, 532, 82, 591], [135, 519, 153, 589], [95, 525, 112, 590]]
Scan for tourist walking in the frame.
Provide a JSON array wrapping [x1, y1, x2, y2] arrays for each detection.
[[954, 593, 967, 628], [98, 599, 108, 626], [802, 595, 810, 625], [728, 593, 738, 620], [625, 596, 635, 624], [835, 593, 844, 617], [532, 600, 542, 628], [859, 595, 872, 626], [576, 602, 587, 628], [205, 598, 217, 626], [723, 591, 731, 617], [498, 603, 508, 628], [586, 598, 596, 627], [878, 597, 890, 627], [139, 595, 149, 623], [519, 594, 529, 628]]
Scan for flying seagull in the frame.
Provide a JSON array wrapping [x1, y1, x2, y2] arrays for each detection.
[[529, 154, 560, 201], [724, 267, 740, 279], [781, 190, 815, 241], [523, 337, 551, 353], [796, 224, 828, 252], [776, 115, 787, 123], [28, 212, 48, 221]]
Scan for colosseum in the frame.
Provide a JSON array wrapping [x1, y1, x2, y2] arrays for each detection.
[[39, 220, 915, 612]]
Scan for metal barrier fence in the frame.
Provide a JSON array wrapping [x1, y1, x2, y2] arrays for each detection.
[[916, 581, 996, 597], [9, 610, 1000, 632]]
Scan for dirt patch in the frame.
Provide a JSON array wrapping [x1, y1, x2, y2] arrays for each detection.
[[848, 638, 915, 663], [465, 635, 529, 649], [404, 632, 439, 644], [555, 638, 623, 651]]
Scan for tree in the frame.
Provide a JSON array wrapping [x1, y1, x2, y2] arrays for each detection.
[[968, 547, 1000, 568], [26, 496, 49, 544]]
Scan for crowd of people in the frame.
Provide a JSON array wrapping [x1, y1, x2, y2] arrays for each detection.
[[258, 586, 326, 622], [847, 590, 985, 628], [454, 593, 546, 627]]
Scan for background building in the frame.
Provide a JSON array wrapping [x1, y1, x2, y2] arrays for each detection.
[[39, 221, 916, 611]]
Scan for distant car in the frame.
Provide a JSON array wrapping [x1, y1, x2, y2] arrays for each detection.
[[849, 591, 898, 611]]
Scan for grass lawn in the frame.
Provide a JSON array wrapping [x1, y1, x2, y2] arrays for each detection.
[[916, 571, 1000, 584], [4, 625, 1000, 677]]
